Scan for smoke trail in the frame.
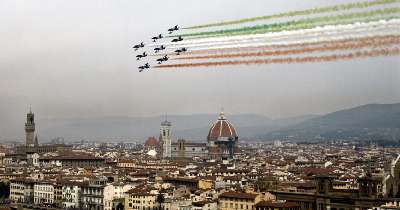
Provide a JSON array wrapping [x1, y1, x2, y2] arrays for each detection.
[[149, 18, 400, 47], [154, 47, 400, 68], [165, 19, 400, 50], [150, 24, 399, 56], [174, 8, 400, 38], [185, 0, 400, 29], [184, 34, 400, 55], [149, 32, 400, 57], [173, 35, 400, 60]]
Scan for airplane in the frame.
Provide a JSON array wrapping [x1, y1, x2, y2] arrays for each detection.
[[152, 34, 163, 42], [175, 47, 187, 55], [154, 45, 166, 53], [136, 52, 147, 60], [138, 63, 150, 72], [171, 36, 183, 42], [156, 55, 169, 64], [133, 42, 145, 51], [168, 25, 179, 34]]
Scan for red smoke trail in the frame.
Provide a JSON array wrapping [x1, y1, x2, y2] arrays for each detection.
[[183, 34, 400, 55], [149, 34, 400, 57], [173, 36, 400, 60], [154, 47, 400, 68]]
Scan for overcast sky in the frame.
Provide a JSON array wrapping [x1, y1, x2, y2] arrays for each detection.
[[1, 0, 399, 139]]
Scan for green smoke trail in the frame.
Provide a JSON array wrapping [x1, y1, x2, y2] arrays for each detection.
[[174, 8, 400, 38], [184, 0, 400, 29]]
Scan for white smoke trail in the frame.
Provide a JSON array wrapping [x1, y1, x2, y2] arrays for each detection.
[[166, 19, 400, 49], [149, 18, 400, 48], [182, 25, 400, 52]]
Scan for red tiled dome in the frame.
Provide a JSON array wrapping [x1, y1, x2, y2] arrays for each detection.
[[144, 137, 159, 147], [207, 112, 238, 142]]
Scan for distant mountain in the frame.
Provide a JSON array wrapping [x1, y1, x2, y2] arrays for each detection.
[[262, 103, 400, 141], [37, 113, 316, 142]]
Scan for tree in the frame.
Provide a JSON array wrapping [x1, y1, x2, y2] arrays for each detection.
[[155, 194, 165, 210], [0, 182, 10, 199]]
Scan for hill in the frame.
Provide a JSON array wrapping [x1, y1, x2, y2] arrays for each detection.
[[262, 103, 400, 141]]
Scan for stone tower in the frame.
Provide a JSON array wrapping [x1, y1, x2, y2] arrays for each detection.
[[160, 120, 172, 158], [25, 109, 35, 147]]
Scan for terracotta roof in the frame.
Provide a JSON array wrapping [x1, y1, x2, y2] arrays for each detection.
[[144, 137, 159, 147], [40, 154, 104, 160], [207, 112, 237, 141]]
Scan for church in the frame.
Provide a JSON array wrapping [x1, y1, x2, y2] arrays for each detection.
[[158, 111, 240, 160]]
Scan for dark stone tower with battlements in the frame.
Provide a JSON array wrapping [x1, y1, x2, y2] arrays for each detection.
[[25, 109, 35, 147]]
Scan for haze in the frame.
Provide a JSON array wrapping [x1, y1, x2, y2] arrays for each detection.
[[1, 0, 399, 140]]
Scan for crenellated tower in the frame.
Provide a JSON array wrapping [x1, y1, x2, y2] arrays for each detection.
[[25, 109, 35, 147]]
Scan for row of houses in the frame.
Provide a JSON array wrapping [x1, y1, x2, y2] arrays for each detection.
[[9, 175, 300, 210], [9, 177, 134, 210]]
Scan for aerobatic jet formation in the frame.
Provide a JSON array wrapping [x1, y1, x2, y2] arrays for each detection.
[[133, 25, 189, 72]]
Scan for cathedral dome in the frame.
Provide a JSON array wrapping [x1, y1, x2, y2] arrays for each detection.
[[144, 137, 159, 147], [207, 112, 238, 142]]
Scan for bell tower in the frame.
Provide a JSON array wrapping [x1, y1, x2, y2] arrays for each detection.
[[25, 108, 35, 147], [160, 119, 172, 158]]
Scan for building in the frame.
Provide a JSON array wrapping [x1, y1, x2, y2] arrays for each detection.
[[39, 154, 105, 168], [167, 111, 239, 160], [192, 200, 218, 210], [171, 139, 207, 159], [62, 182, 82, 209], [207, 112, 239, 160], [218, 191, 262, 210], [25, 109, 35, 147], [383, 155, 400, 198], [124, 188, 158, 210], [272, 175, 384, 210], [9, 179, 26, 203], [34, 181, 55, 205], [160, 120, 172, 158], [144, 137, 160, 152], [81, 178, 107, 210], [117, 159, 136, 168], [254, 201, 300, 210], [9, 178, 34, 204], [103, 183, 134, 210], [54, 183, 63, 207], [13, 109, 72, 162]]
